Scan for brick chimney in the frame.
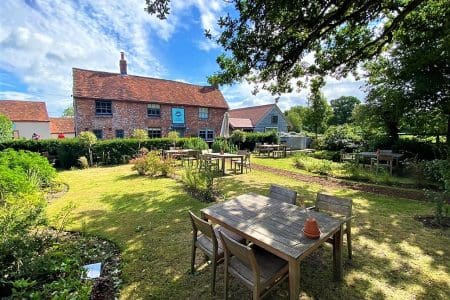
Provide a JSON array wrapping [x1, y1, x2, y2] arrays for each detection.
[[119, 52, 127, 75]]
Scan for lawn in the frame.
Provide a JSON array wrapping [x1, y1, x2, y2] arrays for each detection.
[[252, 154, 419, 187], [47, 165, 450, 299]]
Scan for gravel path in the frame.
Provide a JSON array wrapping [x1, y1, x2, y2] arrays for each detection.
[[252, 163, 426, 201]]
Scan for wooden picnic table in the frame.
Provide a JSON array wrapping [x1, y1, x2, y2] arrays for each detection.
[[163, 149, 192, 159], [258, 144, 287, 157], [356, 152, 403, 165], [201, 193, 344, 299], [205, 152, 245, 174]]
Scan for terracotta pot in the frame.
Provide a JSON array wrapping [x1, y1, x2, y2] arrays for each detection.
[[303, 217, 321, 239]]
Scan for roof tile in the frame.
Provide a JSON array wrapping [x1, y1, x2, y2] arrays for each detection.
[[0, 100, 49, 122], [50, 117, 75, 134], [229, 104, 275, 125], [73, 68, 229, 109]]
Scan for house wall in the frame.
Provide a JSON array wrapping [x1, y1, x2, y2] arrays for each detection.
[[13, 121, 51, 139], [74, 98, 227, 139], [254, 106, 288, 133]]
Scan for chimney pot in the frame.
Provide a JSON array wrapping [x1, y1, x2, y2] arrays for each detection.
[[120, 52, 127, 75]]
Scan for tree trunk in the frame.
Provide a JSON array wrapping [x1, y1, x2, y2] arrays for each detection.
[[447, 115, 450, 161], [387, 121, 399, 143]]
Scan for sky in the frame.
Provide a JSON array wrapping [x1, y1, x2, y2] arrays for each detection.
[[0, 0, 366, 117]]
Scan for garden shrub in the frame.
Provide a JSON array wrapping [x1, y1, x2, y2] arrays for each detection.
[[182, 166, 216, 202], [322, 124, 362, 151], [0, 149, 56, 187], [57, 139, 86, 169], [238, 131, 279, 150], [212, 138, 238, 153], [130, 156, 148, 175], [145, 150, 162, 176], [293, 154, 332, 175], [77, 156, 89, 169], [307, 150, 341, 162], [182, 137, 208, 150], [0, 165, 36, 198]]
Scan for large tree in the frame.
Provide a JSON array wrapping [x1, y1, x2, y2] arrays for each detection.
[[364, 0, 449, 151], [330, 96, 360, 125], [146, 0, 426, 94], [303, 77, 332, 138], [62, 106, 74, 117]]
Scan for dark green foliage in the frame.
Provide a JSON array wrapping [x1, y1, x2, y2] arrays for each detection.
[[181, 137, 209, 151], [0, 113, 13, 142], [0, 137, 209, 169], [211, 138, 237, 153], [330, 96, 361, 125], [0, 149, 56, 187], [367, 136, 446, 160], [307, 150, 341, 162], [182, 166, 217, 202], [239, 131, 279, 150], [322, 125, 362, 151]]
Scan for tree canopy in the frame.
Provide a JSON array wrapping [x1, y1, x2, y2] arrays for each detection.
[[62, 106, 74, 117], [146, 0, 426, 94], [330, 96, 360, 125]]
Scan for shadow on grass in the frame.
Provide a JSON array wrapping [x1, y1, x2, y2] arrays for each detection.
[[65, 167, 449, 299]]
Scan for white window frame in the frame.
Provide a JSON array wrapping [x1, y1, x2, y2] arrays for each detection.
[[199, 107, 209, 119]]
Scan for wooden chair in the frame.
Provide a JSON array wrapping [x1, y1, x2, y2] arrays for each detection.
[[188, 211, 245, 295], [181, 150, 199, 167], [340, 150, 356, 163], [311, 193, 353, 259], [198, 150, 219, 172], [268, 184, 297, 205], [371, 153, 394, 175], [219, 230, 289, 300], [233, 152, 251, 174]]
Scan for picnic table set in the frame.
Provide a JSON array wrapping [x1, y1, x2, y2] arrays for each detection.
[[189, 186, 353, 299]]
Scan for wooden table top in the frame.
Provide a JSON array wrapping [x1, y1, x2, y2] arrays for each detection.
[[201, 193, 343, 260], [358, 152, 403, 158], [205, 152, 245, 158]]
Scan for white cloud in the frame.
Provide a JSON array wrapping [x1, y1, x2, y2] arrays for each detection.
[[222, 75, 366, 112], [0, 91, 37, 101]]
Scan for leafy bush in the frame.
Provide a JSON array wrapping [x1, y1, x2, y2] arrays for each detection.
[[212, 139, 238, 153], [182, 166, 216, 202], [77, 156, 89, 169], [146, 150, 162, 176], [182, 137, 209, 150], [293, 154, 332, 175], [307, 150, 341, 162], [230, 130, 246, 149], [0, 165, 36, 198], [365, 136, 446, 160], [322, 124, 362, 151], [130, 156, 148, 175], [239, 131, 279, 150], [0, 149, 56, 187]]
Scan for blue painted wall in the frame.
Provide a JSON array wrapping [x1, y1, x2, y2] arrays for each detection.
[[254, 105, 288, 133]]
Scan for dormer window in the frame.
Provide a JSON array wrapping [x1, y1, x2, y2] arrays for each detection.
[[271, 115, 278, 124]]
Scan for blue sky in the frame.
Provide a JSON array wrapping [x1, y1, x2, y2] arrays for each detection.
[[0, 0, 365, 116]]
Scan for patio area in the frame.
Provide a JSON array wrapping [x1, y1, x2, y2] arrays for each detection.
[[47, 164, 450, 299]]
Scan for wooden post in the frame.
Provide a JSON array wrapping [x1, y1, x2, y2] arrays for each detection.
[[288, 260, 300, 300], [333, 224, 343, 281]]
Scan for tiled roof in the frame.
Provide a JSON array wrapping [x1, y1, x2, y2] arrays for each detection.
[[229, 118, 254, 128], [0, 100, 49, 122], [50, 117, 75, 134], [73, 68, 229, 109], [228, 104, 275, 125]]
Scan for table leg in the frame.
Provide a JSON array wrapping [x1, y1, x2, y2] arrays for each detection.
[[288, 260, 300, 300], [333, 224, 343, 281], [222, 157, 225, 175], [240, 156, 243, 174]]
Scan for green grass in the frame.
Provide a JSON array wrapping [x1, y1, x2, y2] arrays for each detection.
[[47, 165, 450, 299], [252, 154, 418, 186]]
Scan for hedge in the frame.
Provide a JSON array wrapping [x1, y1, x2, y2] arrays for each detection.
[[230, 131, 280, 150], [0, 137, 207, 169]]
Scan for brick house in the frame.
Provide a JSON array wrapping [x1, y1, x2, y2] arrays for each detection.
[[0, 100, 51, 139], [229, 104, 288, 133], [73, 53, 229, 140]]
